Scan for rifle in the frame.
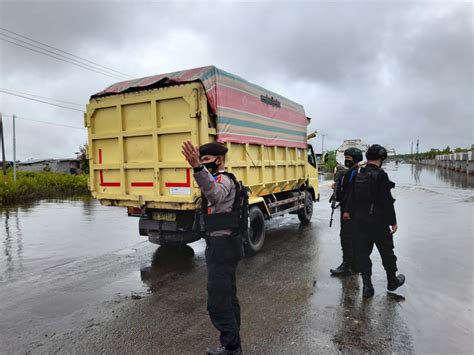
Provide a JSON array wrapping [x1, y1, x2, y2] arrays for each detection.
[[329, 190, 339, 227]]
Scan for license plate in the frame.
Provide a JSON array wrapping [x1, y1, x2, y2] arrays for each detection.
[[152, 212, 176, 222]]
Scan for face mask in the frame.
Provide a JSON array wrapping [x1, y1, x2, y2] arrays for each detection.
[[344, 159, 355, 168], [204, 159, 219, 175]]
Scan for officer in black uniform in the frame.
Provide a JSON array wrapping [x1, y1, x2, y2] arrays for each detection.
[[182, 141, 243, 355], [330, 147, 363, 276], [344, 144, 405, 297]]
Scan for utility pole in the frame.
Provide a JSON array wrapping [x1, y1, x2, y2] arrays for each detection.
[[0, 112, 7, 183], [321, 134, 327, 154], [411, 142, 413, 155], [416, 139, 419, 155], [13, 114, 16, 183]]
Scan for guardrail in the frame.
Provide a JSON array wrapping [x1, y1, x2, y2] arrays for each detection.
[[417, 151, 474, 174]]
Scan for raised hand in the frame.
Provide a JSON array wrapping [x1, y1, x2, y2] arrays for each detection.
[[181, 141, 201, 168]]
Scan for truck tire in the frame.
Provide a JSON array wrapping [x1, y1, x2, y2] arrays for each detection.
[[245, 206, 266, 256], [298, 191, 313, 223]]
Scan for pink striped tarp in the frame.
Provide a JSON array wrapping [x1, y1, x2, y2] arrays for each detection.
[[92, 66, 309, 149]]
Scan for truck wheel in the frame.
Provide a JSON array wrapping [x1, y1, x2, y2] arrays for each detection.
[[298, 191, 313, 223], [245, 206, 266, 256]]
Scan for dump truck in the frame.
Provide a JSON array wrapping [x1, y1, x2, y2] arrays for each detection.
[[85, 66, 319, 254]]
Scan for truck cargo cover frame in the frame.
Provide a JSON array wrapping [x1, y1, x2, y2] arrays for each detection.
[[92, 66, 308, 149]]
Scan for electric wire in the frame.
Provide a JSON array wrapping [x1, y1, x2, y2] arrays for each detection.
[[0, 37, 127, 80], [2, 114, 85, 130], [0, 27, 133, 78], [1, 88, 83, 107], [0, 90, 84, 112]]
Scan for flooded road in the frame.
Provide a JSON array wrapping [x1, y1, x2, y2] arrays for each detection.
[[0, 163, 473, 354]]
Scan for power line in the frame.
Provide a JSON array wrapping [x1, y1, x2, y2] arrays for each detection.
[[3, 114, 85, 130], [0, 90, 84, 112], [0, 32, 128, 80], [1, 88, 83, 107], [0, 37, 127, 80], [0, 27, 133, 79]]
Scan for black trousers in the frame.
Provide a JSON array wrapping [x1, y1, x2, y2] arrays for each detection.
[[339, 211, 355, 267], [354, 222, 398, 277], [205, 236, 241, 349]]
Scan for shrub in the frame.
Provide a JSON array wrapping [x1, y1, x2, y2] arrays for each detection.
[[0, 170, 89, 205]]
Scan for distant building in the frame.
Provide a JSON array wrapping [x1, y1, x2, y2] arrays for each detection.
[[335, 139, 369, 165], [18, 159, 80, 174], [0, 161, 13, 169]]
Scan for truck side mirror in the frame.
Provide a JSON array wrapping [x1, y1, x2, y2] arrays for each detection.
[[307, 144, 317, 168]]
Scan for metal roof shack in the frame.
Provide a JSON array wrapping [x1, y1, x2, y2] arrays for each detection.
[[18, 159, 80, 174]]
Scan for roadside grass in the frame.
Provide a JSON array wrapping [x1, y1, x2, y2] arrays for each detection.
[[0, 170, 89, 205]]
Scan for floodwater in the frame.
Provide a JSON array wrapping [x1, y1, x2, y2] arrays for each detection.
[[0, 163, 473, 354], [1, 197, 140, 283]]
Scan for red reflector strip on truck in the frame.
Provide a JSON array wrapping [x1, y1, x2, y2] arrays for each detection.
[[98, 149, 121, 187], [165, 168, 191, 188], [99, 171, 121, 187], [131, 182, 154, 187]]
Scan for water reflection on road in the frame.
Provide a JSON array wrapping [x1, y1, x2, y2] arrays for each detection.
[[0, 163, 473, 354], [140, 245, 199, 293], [2, 209, 24, 278], [0, 197, 140, 283], [330, 276, 410, 353], [405, 163, 474, 189]]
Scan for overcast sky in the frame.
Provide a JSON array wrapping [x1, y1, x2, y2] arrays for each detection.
[[0, 0, 472, 160]]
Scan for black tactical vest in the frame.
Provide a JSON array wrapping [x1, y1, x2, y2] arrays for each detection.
[[199, 172, 249, 235], [353, 166, 380, 207]]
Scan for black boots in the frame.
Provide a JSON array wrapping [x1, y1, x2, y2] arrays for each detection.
[[362, 275, 374, 298], [206, 346, 242, 355], [361, 273, 405, 297], [330, 262, 356, 276], [387, 272, 406, 292]]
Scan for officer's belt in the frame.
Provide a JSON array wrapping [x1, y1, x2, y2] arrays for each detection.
[[202, 211, 240, 231]]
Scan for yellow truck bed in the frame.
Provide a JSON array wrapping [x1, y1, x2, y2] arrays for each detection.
[[86, 82, 317, 209]]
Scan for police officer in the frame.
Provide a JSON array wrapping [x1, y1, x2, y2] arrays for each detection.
[[330, 147, 363, 276], [181, 141, 243, 355], [332, 160, 348, 191], [344, 144, 405, 297]]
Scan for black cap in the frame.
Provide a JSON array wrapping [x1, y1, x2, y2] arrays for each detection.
[[199, 142, 228, 157], [366, 144, 388, 161], [344, 147, 363, 162]]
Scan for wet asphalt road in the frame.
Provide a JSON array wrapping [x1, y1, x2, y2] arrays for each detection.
[[0, 163, 473, 354]]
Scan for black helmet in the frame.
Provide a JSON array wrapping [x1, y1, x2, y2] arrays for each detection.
[[366, 144, 388, 161], [344, 147, 363, 163]]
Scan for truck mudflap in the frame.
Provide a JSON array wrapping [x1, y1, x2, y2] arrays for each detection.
[[148, 230, 201, 246], [139, 212, 201, 246]]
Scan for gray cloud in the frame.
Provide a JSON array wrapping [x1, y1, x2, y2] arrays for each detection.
[[0, 0, 472, 161]]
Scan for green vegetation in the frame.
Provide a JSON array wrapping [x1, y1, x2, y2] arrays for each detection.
[[320, 150, 337, 172], [0, 170, 89, 205], [393, 145, 472, 161], [77, 144, 89, 174]]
